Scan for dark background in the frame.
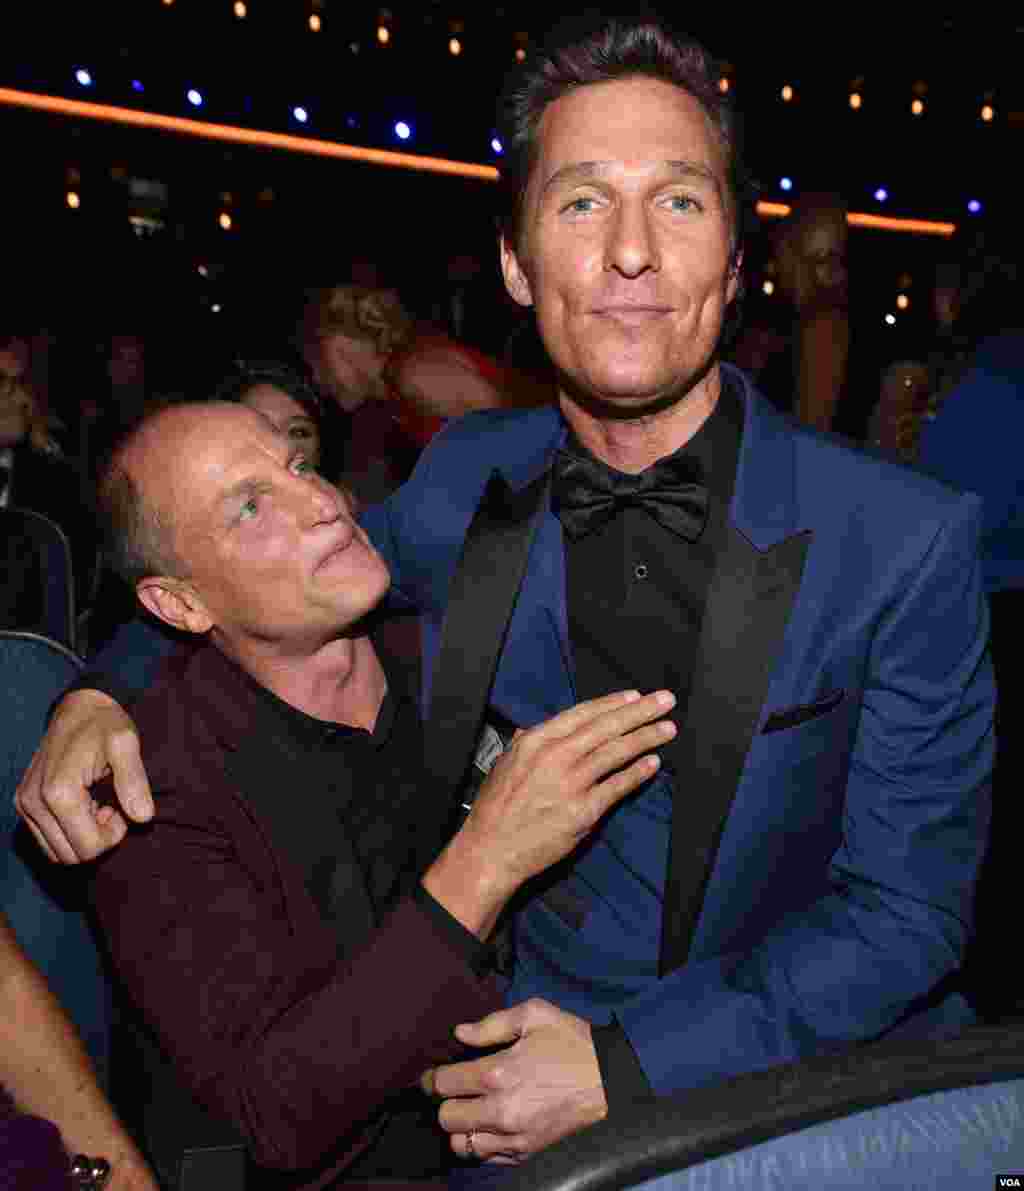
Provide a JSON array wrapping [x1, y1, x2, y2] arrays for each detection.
[[1, 3, 1019, 393]]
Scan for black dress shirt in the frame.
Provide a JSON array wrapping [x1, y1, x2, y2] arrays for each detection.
[[563, 379, 744, 762], [561, 378, 743, 1105], [231, 646, 495, 1180]]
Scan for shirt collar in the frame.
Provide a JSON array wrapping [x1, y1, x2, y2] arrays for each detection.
[[229, 632, 418, 752]]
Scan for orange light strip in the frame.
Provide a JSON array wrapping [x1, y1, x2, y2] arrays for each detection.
[[756, 199, 955, 237], [756, 201, 792, 218], [847, 211, 955, 236], [0, 87, 500, 181], [0, 89, 958, 233]]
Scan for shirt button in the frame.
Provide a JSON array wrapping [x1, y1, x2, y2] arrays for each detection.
[[634, 564, 649, 581]]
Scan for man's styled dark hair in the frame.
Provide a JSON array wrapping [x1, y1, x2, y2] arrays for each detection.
[[495, 10, 756, 263]]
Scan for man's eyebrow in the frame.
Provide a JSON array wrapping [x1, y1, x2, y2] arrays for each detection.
[[540, 159, 723, 198]]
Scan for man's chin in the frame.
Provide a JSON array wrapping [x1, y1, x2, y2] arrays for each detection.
[[556, 357, 718, 422]]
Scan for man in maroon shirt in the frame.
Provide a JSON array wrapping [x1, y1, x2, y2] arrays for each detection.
[[80, 400, 674, 1189]]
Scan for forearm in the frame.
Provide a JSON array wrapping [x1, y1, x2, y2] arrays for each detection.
[[90, 825, 501, 1171], [0, 923, 154, 1189]]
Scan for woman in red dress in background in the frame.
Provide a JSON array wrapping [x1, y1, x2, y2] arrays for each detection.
[[301, 285, 552, 505]]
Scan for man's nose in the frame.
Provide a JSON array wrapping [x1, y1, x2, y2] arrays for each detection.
[[604, 202, 660, 277]]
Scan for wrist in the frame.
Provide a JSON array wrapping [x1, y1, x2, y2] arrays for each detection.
[[421, 833, 515, 940]]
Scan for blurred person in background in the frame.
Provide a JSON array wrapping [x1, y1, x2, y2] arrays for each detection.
[[302, 284, 553, 504], [916, 213, 1024, 1022], [0, 364, 98, 621], [774, 193, 850, 433]]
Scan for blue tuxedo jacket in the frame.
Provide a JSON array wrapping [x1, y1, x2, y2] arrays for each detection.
[[361, 365, 994, 1095]]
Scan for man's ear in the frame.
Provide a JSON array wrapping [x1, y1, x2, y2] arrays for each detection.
[[136, 577, 213, 636], [500, 235, 534, 308]]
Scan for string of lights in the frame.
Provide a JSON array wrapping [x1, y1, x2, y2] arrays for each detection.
[[0, 87, 965, 238]]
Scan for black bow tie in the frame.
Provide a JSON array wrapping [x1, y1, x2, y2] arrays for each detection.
[[553, 448, 709, 541]]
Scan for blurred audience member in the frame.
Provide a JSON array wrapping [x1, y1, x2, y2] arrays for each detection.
[[0, 367, 98, 616], [301, 284, 552, 503], [917, 215, 1023, 1021], [79, 332, 153, 483], [211, 358, 345, 484], [0, 908, 157, 1190], [775, 193, 850, 432]]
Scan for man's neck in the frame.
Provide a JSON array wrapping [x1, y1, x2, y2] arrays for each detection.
[[218, 631, 388, 732], [560, 366, 721, 475]]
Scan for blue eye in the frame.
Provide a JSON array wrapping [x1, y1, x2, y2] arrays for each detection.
[[667, 195, 701, 212]]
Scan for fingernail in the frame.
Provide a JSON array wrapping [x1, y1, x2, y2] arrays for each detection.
[[645, 755, 661, 770], [659, 721, 677, 737], [655, 691, 675, 707], [622, 690, 641, 702]]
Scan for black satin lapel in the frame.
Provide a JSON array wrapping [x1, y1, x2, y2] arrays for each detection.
[[659, 526, 812, 976], [423, 469, 552, 809]]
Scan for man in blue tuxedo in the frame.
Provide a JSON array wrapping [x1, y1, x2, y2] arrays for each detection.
[[16, 12, 994, 1170]]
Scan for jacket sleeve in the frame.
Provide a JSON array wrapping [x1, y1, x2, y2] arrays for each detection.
[[615, 492, 994, 1094], [89, 790, 502, 1171]]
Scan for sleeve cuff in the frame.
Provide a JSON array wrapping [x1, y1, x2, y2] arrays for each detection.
[[412, 882, 500, 981], [47, 670, 139, 725], [592, 1018, 653, 1111]]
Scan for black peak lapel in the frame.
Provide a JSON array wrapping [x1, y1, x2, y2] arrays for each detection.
[[659, 525, 812, 976], [422, 468, 552, 812]]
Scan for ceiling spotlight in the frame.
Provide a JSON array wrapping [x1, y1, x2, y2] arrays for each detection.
[[449, 37, 462, 55], [884, 313, 896, 326], [131, 79, 145, 92], [967, 199, 983, 215], [197, 265, 209, 277], [874, 187, 888, 203], [849, 92, 862, 110], [377, 24, 390, 44], [762, 280, 775, 296], [896, 294, 910, 310], [981, 104, 994, 122], [515, 47, 525, 62], [491, 137, 503, 154], [308, 13, 321, 31], [394, 121, 411, 141], [779, 177, 793, 193], [292, 106, 308, 124], [718, 76, 730, 94], [75, 69, 92, 87], [781, 85, 794, 102], [218, 212, 232, 231], [66, 191, 81, 209], [911, 98, 924, 116], [233, 1, 247, 16], [187, 88, 203, 107]]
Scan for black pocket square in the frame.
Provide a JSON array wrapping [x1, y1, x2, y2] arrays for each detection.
[[761, 688, 846, 734]]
